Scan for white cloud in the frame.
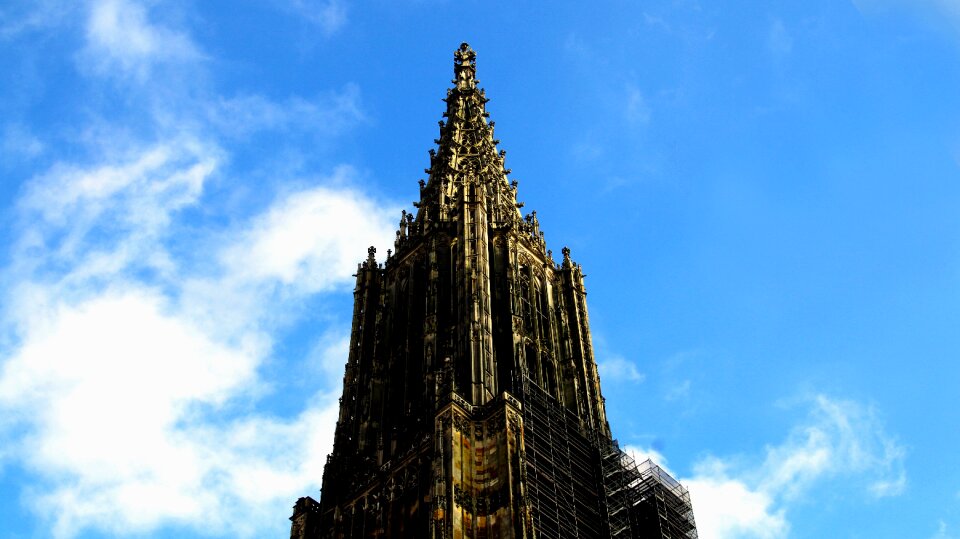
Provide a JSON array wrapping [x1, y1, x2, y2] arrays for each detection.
[[767, 18, 792, 57], [598, 355, 646, 383], [620, 444, 789, 538], [220, 166, 397, 293], [626, 85, 651, 125], [685, 461, 788, 539], [211, 86, 366, 139], [643, 12, 672, 33], [933, 520, 960, 539], [1, 130, 394, 538], [1, 152, 394, 536], [0, 0, 76, 38], [757, 395, 907, 500], [0, 288, 332, 538], [666, 379, 692, 401], [11, 138, 218, 298], [623, 444, 672, 474], [1, 123, 45, 160], [572, 137, 604, 161], [81, 0, 201, 80], [0, 0, 392, 536], [929, 0, 960, 24], [630, 394, 906, 539], [283, 0, 347, 34], [22, 139, 213, 230], [0, 290, 256, 418], [852, 0, 960, 34], [307, 328, 352, 381]]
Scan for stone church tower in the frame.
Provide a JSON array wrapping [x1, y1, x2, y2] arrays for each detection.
[[290, 43, 697, 539]]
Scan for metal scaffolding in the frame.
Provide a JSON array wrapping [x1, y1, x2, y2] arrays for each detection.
[[521, 375, 606, 538], [519, 376, 697, 539], [600, 442, 698, 539]]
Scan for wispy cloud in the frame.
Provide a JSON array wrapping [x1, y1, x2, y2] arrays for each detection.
[[0, 0, 76, 39], [282, 0, 347, 34], [758, 395, 906, 500], [933, 520, 960, 539], [852, 0, 960, 35], [632, 394, 906, 539], [210, 86, 366, 140], [626, 84, 652, 125], [767, 18, 792, 57], [1, 123, 45, 161], [665, 379, 692, 401], [623, 444, 671, 472], [643, 12, 672, 33], [598, 355, 646, 383], [80, 0, 202, 81]]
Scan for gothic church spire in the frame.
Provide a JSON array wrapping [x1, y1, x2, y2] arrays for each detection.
[[294, 42, 697, 539]]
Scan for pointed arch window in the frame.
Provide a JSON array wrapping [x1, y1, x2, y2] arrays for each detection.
[[517, 264, 532, 330], [535, 281, 549, 344]]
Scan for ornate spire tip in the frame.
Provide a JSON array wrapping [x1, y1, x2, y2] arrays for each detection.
[[453, 42, 477, 90], [454, 42, 476, 67]]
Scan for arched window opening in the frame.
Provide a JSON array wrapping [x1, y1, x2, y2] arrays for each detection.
[[525, 343, 540, 387], [543, 358, 558, 399], [518, 265, 532, 332]]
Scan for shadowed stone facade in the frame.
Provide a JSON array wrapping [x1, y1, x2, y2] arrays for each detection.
[[290, 43, 697, 539]]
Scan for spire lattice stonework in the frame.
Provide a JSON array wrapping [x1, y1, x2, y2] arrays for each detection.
[[289, 43, 698, 539]]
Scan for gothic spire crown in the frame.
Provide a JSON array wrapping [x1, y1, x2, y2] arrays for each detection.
[[385, 42, 537, 265]]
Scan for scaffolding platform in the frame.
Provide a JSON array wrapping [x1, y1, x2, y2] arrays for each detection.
[[519, 376, 697, 539]]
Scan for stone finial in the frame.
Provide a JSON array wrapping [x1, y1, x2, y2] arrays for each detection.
[[454, 42, 476, 68], [367, 246, 377, 265], [454, 42, 477, 90], [562, 246, 572, 266]]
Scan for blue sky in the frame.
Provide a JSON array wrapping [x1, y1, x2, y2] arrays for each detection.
[[0, 1, 958, 538]]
